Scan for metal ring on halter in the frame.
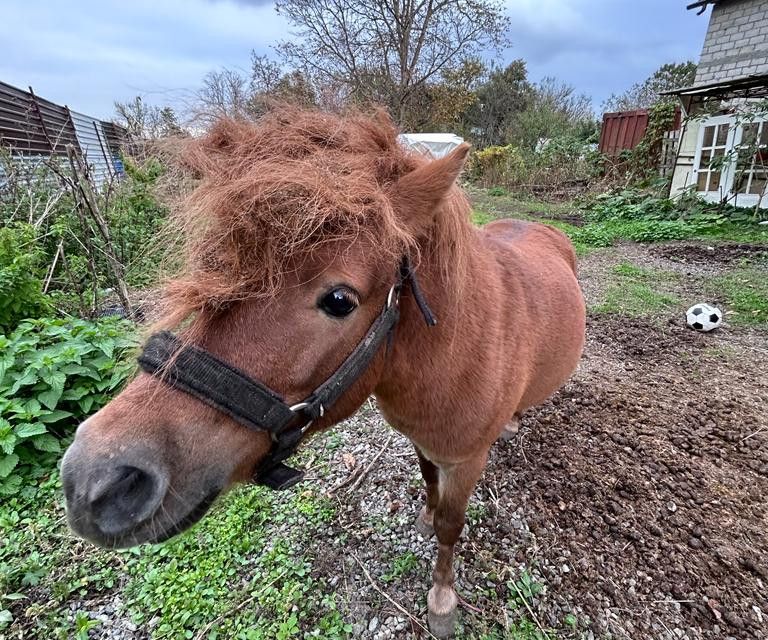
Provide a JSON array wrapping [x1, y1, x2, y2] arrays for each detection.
[[386, 284, 397, 309], [289, 401, 324, 418]]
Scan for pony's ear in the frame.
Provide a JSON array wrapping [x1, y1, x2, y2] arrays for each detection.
[[388, 144, 471, 235]]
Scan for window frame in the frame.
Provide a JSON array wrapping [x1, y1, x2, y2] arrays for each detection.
[[692, 113, 768, 207]]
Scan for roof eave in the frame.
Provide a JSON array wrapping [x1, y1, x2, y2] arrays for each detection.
[[686, 0, 718, 13]]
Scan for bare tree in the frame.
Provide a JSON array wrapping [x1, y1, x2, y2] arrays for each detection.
[[251, 53, 283, 95], [114, 96, 164, 140], [275, 0, 510, 126], [114, 96, 186, 139], [195, 68, 253, 123]]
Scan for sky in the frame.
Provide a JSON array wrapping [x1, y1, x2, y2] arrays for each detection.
[[0, 0, 711, 120]]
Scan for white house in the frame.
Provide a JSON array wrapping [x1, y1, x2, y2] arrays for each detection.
[[669, 0, 768, 207]]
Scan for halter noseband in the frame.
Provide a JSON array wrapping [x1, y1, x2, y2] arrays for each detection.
[[137, 257, 435, 491]]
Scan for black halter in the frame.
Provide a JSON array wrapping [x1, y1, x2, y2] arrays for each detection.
[[138, 257, 435, 490]]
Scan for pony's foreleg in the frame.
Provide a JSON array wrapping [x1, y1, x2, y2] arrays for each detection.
[[427, 451, 488, 638], [414, 446, 439, 537]]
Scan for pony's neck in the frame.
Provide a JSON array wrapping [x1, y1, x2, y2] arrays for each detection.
[[378, 190, 482, 385]]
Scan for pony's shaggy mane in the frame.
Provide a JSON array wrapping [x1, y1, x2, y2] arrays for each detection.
[[159, 107, 471, 330]]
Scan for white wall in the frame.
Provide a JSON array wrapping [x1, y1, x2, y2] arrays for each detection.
[[670, 119, 701, 197]]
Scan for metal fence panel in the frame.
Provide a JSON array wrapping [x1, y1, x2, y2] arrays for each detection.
[[599, 107, 683, 157], [0, 80, 78, 154], [0, 80, 126, 189], [70, 110, 115, 186], [599, 109, 650, 156]]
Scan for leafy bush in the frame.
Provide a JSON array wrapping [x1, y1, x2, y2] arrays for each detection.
[[618, 219, 702, 243], [111, 157, 169, 288], [584, 187, 767, 224], [1, 152, 170, 318], [0, 317, 138, 495], [569, 224, 615, 248], [0, 224, 51, 332], [469, 145, 528, 187], [585, 189, 678, 222]]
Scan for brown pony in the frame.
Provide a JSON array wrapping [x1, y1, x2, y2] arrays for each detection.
[[61, 108, 585, 637]]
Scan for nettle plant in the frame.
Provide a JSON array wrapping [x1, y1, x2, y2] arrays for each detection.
[[0, 317, 138, 495]]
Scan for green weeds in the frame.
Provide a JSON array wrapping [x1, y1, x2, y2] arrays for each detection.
[[1, 476, 351, 639], [593, 262, 680, 316], [0, 317, 138, 496], [708, 269, 768, 326], [381, 551, 420, 583]]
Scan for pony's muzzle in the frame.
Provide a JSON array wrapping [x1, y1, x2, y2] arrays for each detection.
[[61, 426, 169, 545]]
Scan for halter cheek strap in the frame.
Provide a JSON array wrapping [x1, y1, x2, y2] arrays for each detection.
[[137, 256, 435, 490]]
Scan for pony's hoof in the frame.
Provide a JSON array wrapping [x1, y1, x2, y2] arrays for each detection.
[[427, 586, 459, 638], [415, 506, 435, 538], [428, 607, 458, 638]]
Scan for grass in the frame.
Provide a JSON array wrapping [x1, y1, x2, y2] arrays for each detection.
[[467, 187, 768, 256], [708, 268, 768, 326], [467, 187, 574, 222], [472, 210, 495, 226], [1, 474, 351, 639], [593, 262, 680, 316]]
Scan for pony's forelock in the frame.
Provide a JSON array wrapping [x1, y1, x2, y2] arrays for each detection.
[[156, 107, 471, 332]]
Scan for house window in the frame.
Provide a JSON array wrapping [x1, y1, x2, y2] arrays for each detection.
[[734, 121, 768, 196], [693, 114, 768, 206], [696, 122, 729, 192]]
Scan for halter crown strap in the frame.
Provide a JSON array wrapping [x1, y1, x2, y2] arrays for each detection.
[[137, 256, 434, 491]]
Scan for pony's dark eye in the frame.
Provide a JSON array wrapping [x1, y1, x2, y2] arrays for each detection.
[[319, 287, 358, 318]]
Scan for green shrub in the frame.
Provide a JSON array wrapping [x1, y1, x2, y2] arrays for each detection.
[[585, 189, 678, 222], [619, 219, 701, 243], [1, 154, 170, 316], [584, 187, 767, 225], [0, 224, 51, 332], [569, 224, 615, 248], [0, 317, 138, 495], [111, 157, 169, 288], [469, 145, 528, 187]]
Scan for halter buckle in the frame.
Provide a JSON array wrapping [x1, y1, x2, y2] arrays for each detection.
[[386, 284, 398, 309]]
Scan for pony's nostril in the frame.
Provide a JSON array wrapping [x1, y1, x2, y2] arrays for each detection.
[[90, 465, 164, 537]]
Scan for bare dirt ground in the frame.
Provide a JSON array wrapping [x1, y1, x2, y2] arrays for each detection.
[[298, 241, 768, 640]]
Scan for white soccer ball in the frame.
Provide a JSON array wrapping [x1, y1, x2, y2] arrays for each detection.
[[686, 303, 723, 332]]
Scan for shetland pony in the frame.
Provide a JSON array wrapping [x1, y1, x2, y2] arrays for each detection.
[[62, 108, 585, 637]]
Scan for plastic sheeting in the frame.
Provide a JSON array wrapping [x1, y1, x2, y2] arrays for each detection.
[[398, 132, 465, 159]]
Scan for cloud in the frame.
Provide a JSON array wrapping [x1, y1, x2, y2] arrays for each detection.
[[0, 0, 288, 118], [501, 0, 708, 106], [0, 0, 708, 118]]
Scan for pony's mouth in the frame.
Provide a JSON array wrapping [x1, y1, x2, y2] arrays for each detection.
[[149, 488, 221, 544]]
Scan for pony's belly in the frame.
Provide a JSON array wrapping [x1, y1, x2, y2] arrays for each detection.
[[515, 299, 585, 411], [377, 398, 513, 463]]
